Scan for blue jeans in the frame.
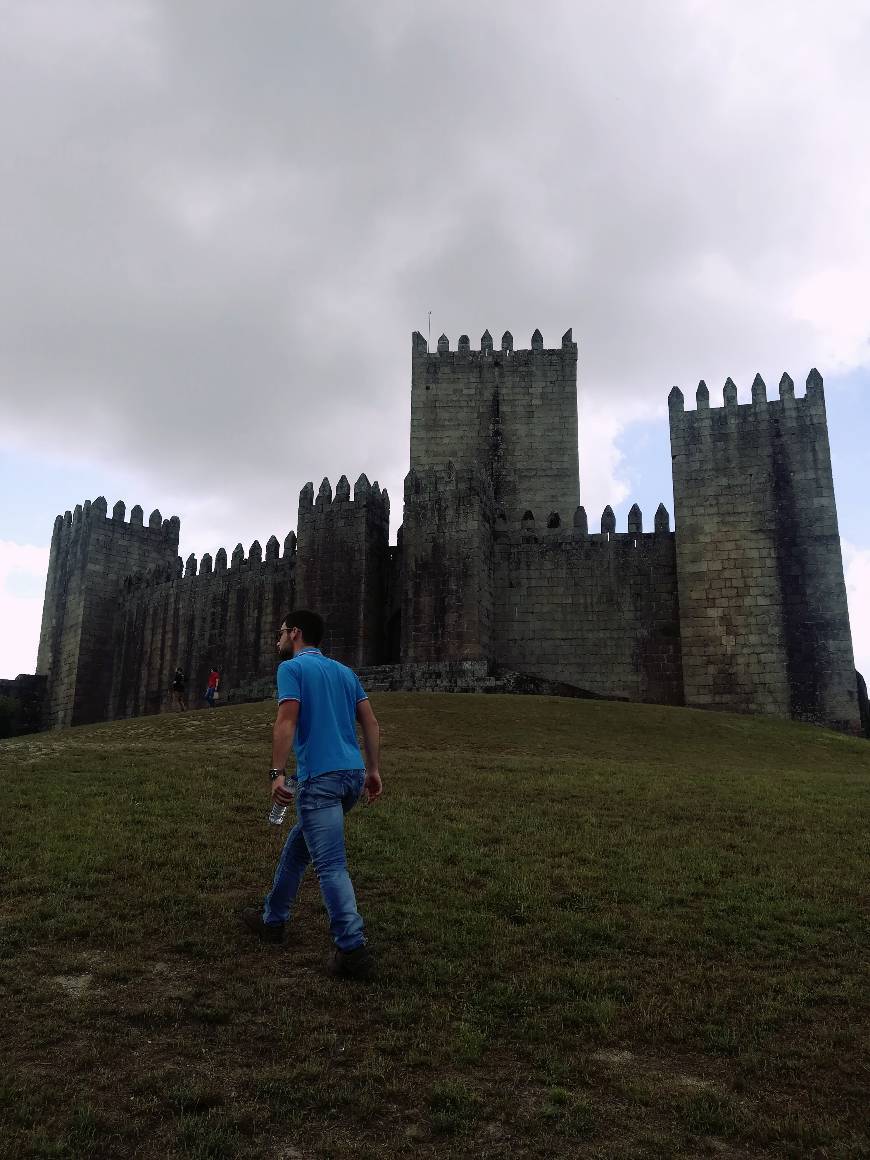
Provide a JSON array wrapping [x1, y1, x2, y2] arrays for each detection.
[[263, 769, 366, 950]]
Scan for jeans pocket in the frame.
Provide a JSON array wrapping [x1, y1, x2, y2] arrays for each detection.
[[298, 772, 343, 812], [345, 769, 366, 809]]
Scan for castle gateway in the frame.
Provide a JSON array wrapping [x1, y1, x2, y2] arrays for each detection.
[[35, 330, 862, 734]]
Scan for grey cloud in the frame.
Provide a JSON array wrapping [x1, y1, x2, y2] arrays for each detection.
[[0, 0, 868, 557]]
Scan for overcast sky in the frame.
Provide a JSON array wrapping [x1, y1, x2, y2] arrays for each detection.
[[1, 0, 868, 679]]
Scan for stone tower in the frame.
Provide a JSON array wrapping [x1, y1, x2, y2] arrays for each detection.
[[410, 328, 580, 523], [669, 372, 860, 731], [404, 328, 580, 661], [36, 498, 180, 729], [294, 474, 390, 667]]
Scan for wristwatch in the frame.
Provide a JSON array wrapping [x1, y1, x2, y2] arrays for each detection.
[[269, 768, 286, 781]]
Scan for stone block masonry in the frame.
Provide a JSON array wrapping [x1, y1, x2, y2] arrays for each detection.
[[669, 372, 859, 731], [36, 498, 180, 729], [295, 474, 389, 668], [402, 464, 496, 662], [493, 510, 683, 705], [24, 328, 863, 737], [411, 328, 580, 526], [111, 536, 296, 718], [0, 674, 47, 735]]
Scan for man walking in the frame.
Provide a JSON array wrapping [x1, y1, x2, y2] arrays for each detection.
[[242, 609, 382, 980]]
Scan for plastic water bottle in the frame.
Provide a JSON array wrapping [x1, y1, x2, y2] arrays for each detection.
[[268, 781, 295, 826]]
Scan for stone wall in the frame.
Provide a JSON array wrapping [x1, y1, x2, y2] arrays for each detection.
[[410, 329, 580, 525], [36, 498, 180, 729], [492, 505, 684, 704], [669, 372, 860, 732], [857, 671, 870, 739], [401, 465, 496, 662], [111, 536, 295, 716], [294, 474, 390, 667], [0, 674, 47, 736]]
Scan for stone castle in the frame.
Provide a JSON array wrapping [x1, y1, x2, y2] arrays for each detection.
[[29, 328, 863, 735]]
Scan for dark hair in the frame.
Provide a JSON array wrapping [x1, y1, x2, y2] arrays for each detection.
[[283, 609, 324, 646]]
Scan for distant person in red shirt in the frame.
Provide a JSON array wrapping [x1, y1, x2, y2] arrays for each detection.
[[204, 668, 220, 707]]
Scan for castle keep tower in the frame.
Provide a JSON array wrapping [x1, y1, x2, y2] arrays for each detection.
[[404, 328, 580, 661], [669, 372, 860, 731], [410, 328, 580, 524], [36, 499, 180, 729]]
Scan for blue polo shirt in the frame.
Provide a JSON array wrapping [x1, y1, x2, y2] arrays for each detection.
[[276, 648, 367, 781]]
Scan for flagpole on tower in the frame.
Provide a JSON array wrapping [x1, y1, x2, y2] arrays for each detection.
[[428, 311, 431, 352]]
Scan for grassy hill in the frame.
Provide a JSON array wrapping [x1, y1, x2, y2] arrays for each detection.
[[1, 695, 868, 1159]]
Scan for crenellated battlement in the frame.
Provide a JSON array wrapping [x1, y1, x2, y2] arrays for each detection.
[[668, 369, 826, 425], [51, 495, 180, 551], [297, 474, 390, 527], [122, 531, 296, 591], [494, 501, 673, 545], [415, 326, 577, 366]]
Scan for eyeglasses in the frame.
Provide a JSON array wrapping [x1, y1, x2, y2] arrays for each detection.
[[277, 627, 291, 638]]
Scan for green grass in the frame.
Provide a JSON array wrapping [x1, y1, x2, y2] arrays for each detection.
[[0, 694, 868, 1158]]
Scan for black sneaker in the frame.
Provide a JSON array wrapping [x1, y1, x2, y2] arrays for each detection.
[[327, 944, 375, 981], [241, 907, 286, 945]]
